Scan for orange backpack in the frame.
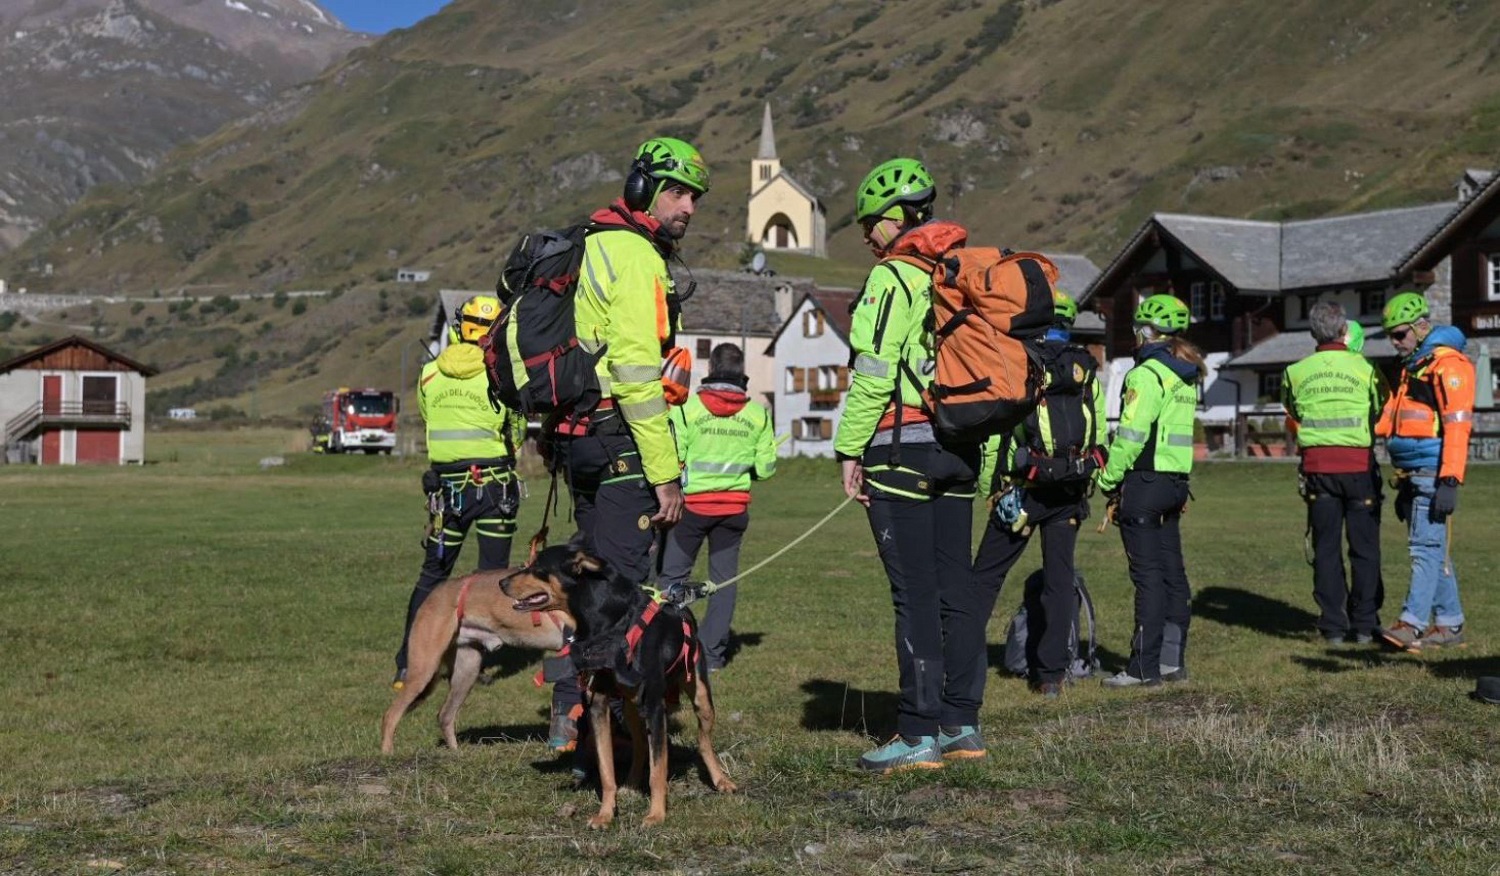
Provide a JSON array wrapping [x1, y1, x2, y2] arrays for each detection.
[[893, 248, 1057, 443]]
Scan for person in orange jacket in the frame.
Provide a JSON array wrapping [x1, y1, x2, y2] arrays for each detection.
[[1374, 292, 1475, 652]]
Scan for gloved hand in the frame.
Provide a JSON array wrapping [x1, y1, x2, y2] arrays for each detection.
[[1430, 477, 1459, 521], [664, 581, 706, 608]]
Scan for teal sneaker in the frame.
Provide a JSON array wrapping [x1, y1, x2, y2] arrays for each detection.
[[857, 735, 943, 774], [937, 725, 987, 761]]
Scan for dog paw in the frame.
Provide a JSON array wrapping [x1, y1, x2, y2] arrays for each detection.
[[714, 778, 739, 794], [641, 811, 665, 828], [587, 813, 614, 830]]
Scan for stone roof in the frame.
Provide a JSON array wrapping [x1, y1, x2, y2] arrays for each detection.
[[678, 269, 811, 335], [1223, 329, 1396, 368], [1046, 252, 1100, 299], [766, 287, 858, 352], [1281, 204, 1456, 290], [1156, 214, 1283, 291], [757, 102, 777, 160]]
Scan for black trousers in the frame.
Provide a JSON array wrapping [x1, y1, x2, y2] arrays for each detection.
[[395, 470, 518, 672], [549, 428, 660, 712], [1304, 470, 1384, 637], [660, 509, 749, 668], [971, 486, 1087, 685], [1117, 471, 1192, 681], [862, 441, 979, 737]]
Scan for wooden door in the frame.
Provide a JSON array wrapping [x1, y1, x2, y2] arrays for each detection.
[[76, 430, 119, 465], [41, 430, 61, 464], [42, 374, 61, 414]]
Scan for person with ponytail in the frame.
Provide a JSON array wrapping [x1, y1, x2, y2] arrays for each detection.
[[1094, 294, 1204, 687]]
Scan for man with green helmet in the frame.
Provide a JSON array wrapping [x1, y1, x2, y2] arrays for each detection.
[[1375, 291, 1475, 652], [1095, 293, 1204, 687], [973, 288, 1108, 696], [1281, 301, 1388, 645], [543, 136, 710, 753], [393, 295, 527, 688], [835, 157, 986, 773]]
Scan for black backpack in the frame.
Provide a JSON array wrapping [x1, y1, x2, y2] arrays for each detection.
[[1002, 570, 1099, 680], [1014, 342, 1102, 483], [482, 224, 602, 416]]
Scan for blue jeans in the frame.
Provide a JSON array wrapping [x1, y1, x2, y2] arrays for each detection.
[[1398, 475, 1465, 628]]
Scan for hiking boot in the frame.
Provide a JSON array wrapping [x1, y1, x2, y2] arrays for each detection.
[[1101, 671, 1161, 689], [391, 668, 407, 691], [937, 725, 987, 761], [1419, 625, 1466, 649], [1160, 666, 1190, 683], [548, 707, 578, 754], [857, 735, 943, 774], [1322, 633, 1347, 646], [1379, 621, 1424, 652], [1351, 632, 1375, 645]]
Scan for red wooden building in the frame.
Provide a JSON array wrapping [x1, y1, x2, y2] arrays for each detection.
[[0, 336, 156, 465]]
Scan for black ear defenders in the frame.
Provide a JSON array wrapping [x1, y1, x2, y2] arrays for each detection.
[[623, 157, 656, 212]]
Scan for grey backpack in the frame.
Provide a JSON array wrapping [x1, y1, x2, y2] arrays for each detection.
[[1002, 570, 1100, 680]]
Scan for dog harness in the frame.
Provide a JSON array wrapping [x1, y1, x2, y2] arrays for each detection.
[[623, 594, 699, 685]]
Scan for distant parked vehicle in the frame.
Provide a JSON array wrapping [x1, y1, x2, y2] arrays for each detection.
[[310, 387, 398, 454]]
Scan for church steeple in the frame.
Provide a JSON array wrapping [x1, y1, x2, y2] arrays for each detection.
[[757, 102, 777, 159], [751, 102, 781, 193]]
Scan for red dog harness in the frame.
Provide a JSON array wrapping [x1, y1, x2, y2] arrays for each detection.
[[623, 599, 699, 685]]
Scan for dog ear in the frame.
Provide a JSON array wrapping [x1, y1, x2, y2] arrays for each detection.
[[568, 551, 605, 576]]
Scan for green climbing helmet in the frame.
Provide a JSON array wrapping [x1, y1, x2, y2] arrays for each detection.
[[1381, 291, 1429, 331], [855, 158, 935, 221], [1345, 319, 1366, 354], [1053, 289, 1078, 324], [635, 137, 711, 193], [1134, 293, 1190, 334]]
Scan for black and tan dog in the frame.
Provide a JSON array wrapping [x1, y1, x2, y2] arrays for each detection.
[[503, 546, 737, 828], [380, 565, 572, 754]]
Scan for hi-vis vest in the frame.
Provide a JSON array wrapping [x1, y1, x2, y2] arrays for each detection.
[[419, 357, 517, 464], [1096, 357, 1197, 491], [1282, 349, 1383, 449], [671, 394, 777, 495], [833, 258, 935, 460]]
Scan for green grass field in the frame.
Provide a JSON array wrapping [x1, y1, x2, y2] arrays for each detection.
[[2, 430, 1497, 874]]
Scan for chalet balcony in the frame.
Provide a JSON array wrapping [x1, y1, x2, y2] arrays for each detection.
[[808, 388, 844, 409], [5, 401, 131, 440]]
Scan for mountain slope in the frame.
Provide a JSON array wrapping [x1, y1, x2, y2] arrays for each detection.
[[0, 0, 369, 250]]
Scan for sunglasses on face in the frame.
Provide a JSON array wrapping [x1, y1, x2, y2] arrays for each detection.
[[1388, 327, 1411, 342]]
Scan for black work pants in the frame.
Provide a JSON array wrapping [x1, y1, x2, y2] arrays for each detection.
[[660, 509, 749, 669], [395, 469, 517, 672], [1117, 471, 1192, 681], [971, 486, 1087, 686], [549, 427, 660, 712], [1304, 470, 1383, 638], [861, 441, 979, 737]]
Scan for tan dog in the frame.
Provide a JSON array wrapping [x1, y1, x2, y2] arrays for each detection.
[[501, 546, 736, 828], [380, 566, 572, 754]]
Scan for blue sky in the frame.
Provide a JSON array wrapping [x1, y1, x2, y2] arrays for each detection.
[[319, 1, 451, 34]]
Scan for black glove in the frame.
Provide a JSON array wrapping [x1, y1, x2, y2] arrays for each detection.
[[664, 582, 706, 608], [1431, 477, 1459, 521]]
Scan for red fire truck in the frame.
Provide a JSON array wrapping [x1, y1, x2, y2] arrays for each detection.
[[310, 387, 398, 454]]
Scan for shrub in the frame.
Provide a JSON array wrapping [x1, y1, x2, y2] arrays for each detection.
[[291, 299, 307, 316]]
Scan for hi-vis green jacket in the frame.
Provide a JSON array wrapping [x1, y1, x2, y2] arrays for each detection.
[[833, 257, 935, 459], [1096, 351, 1199, 491], [574, 205, 682, 486], [419, 342, 524, 464], [670, 387, 777, 508]]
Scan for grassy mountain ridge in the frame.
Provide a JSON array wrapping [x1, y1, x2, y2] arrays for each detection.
[[3, 0, 1499, 417]]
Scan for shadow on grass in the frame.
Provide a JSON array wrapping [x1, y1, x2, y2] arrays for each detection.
[[800, 678, 898, 738], [456, 720, 550, 747], [478, 646, 544, 679], [1194, 585, 1317, 639], [1293, 647, 1500, 682], [721, 630, 764, 668]]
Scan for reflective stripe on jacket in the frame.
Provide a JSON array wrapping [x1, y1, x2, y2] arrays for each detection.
[[574, 227, 681, 485], [419, 344, 520, 464], [1096, 357, 1196, 490], [833, 258, 935, 458], [670, 393, 777, 496], [1282, 348, 1386, 449]]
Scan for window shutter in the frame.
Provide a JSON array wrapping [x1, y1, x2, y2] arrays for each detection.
[[837, 366, 850, 390], [820, 418, 833, 439], [792, 368, 806, 392], [816, 311, 826, 334]]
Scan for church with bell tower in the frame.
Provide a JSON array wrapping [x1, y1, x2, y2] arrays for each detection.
[[745, 103, 827, 258]]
